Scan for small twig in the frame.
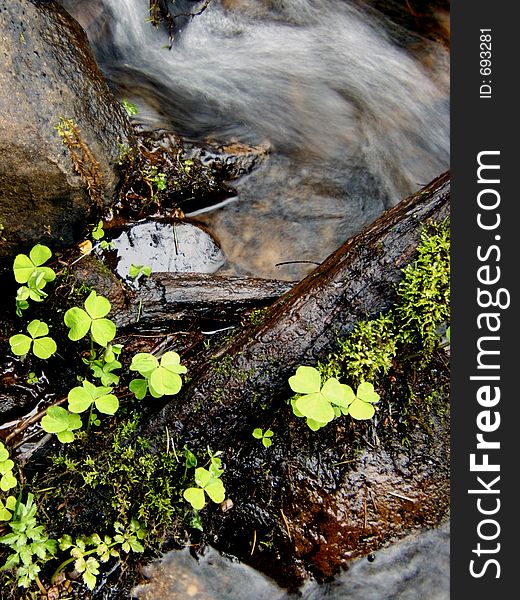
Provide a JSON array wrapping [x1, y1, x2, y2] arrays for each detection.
[[5, 397, 67, 443], [280, 509, 292, 541], [275, 260, 321, 267], [388, 491, 416, 503], [369, 489, 379, 513], [250, 529, 257, 556]]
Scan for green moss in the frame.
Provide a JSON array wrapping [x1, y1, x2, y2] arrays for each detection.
[[395, 220, 450, 356], [323, 313, 397, 384], [243, 307, 269, 327], [316, 219, 450, 388], [45, 414, 188, 547]]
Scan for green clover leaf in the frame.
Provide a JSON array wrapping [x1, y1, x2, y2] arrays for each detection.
[[0, 471, 17, 492], [289, 366, 357, 428], [252, 428, 274, 447], [288, 365, 321, 394], [0, 496, 17, 522], [348, 382, 381, 420], [9, 320, 57, 359], [64, 291, 116, 346], [41, 406, 82, 443], [129, 378, 149, 400], [129, 353, 159, 377], [183, 467, 225, 510], [68, 380, 119, 415], [13, 244, 55, 284], [129, 351, 187, 399], [129, 264, 152, 279]]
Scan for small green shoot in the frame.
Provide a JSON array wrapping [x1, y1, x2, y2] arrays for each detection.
[[64, 290, 116, 347], [55, 520, 145, 590], [91, 221, 105, 241], [252, 428, 274, 448], [121, 99, 139, 117], [26, 372, 39, 385], [129, 264, 152, 279], [0, 493, 57, 588], [9, 320, 57, 359]]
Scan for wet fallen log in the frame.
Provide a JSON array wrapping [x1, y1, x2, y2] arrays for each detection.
[[140, 171, 450, 448], [132, 172, 450, 585]]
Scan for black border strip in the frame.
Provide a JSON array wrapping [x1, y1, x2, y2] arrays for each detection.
[[452, 1, 515, 596]]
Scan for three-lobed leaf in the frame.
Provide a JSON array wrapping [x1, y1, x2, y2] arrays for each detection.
[[68, 380, 119, 416], [348, 382, 380, 420], [183, 466, 226, 510], [41, 406, 82, 443], [9, 320, 57, 359], [129, 351, 186, 400], [13, 245, 54, 284], [64, 291, 116, 346]]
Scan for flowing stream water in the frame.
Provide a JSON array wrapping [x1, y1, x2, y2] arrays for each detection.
[[61, 0, 449, 280], [57, 1, 450, 596], [131, 522, 450, 599]]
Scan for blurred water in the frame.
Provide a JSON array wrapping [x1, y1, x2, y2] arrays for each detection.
[[59, 0, 449, 279], [132, 522, 450, 599]]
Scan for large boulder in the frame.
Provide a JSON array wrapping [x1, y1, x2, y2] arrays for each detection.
[[0, 0, 134, 259]]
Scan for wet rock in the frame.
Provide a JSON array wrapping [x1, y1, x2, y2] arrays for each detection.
[[109, 220, 227, 279], [0, 361, 39, 421], [69, 254, 128, 315], [0, 0, 134, 260]]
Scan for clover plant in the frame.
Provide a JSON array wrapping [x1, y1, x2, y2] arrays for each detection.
[[13, 244, 56, 314], [88, 344, 123, 387], [9, 319, 57, 359], [0, 442, 17, 493], [253, 428, 274, 448], [183, 451, 225, 510], [0, 495, 16, 522], [121, 99, 139, 117], [68, 380, 119, 416], [346, 382, 381, 419], [129, 351, 187, 399], [41, 406, 82, 443], [289, 366, 380, 429], [0, 493, 57, 589], [91, 220, 105, 241], [183, 467, 225, 510], [129, 264, 152, 279], [64, 290, 116, 347], [289, 366, 352, 430]]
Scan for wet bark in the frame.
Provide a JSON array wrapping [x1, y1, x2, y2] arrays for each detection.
[[139, 171, 450, 450], [117, 274, 294, 329]]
